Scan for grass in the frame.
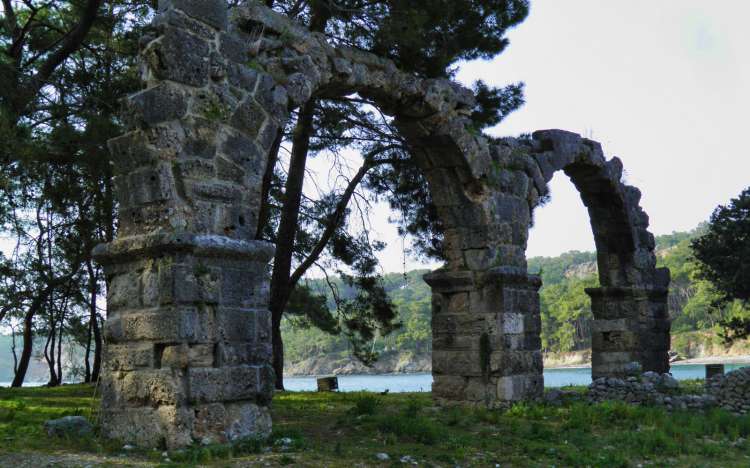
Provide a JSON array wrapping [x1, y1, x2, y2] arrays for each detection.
[[1, 384, 750, 466]]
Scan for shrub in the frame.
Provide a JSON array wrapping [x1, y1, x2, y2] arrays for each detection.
[[349, 394, 382, 416]]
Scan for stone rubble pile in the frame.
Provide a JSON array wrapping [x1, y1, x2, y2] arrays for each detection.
[[706, 366, 750, 414], [586, 366, 750, 414]]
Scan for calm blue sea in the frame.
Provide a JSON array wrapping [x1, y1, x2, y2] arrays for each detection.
[[3, 363, 748, 392], [283, 363, 750, 392]]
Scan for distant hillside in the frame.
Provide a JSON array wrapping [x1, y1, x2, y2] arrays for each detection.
[[282, 269, 432, 374]]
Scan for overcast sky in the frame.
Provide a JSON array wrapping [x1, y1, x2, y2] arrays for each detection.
[[345, 0, 750, 273]]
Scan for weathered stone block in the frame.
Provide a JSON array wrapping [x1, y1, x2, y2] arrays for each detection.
[[432, 313, 486, 337], [502, 313, 524, 334], [188, 365, 260, 403], [490, 350, 542, 376], [101, 405, 194, 449], [155, 7, 216, 39], [104, 307, 212, 343], [229, 98, 267, 137], [126, 165, 175, 207], [174, 158, 215, 180], [257, 120, 279, 152], [220, 130, 264, 170], [591, 318, 629, 333], [108, 132, 160, 175], [103, 343, 155, 371], [159, 0, 228, 31], [107, 271, 141, 311], [432, 333, 480, 352], [148, 27, 210, 87], [215, 308, 256, 342], [128, 83, 188, 127], [186, 181, 243, 202], [221, 265, 269, 307], [591, 330, 640, 352], [216, 342, 271, 366], [178, 118, 219, 159], [101, 407, 166, 448], [220, 32, 249, 63], [433, 350, 483, 376], [215, 156, 245, 184], [496, 374, 543, 401], [101, 369, 185, 407], [161, 343, 215, 368], [192, 403, 227, 442], [432, 375, 467, 401], [224, 401, 272, 441], [227, 63, 259, 91]]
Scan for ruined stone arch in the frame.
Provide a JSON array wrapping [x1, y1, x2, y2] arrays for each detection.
[[95, 0, 670, 448], [526, 130, 671, 379]]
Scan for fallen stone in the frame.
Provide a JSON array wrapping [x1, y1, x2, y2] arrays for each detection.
[[44, 416, 94, 438]]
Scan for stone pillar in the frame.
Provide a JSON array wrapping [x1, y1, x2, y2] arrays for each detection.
[[95, 235, 274, 448], [587, 286, 670, 379], [426, 267, 543, 407], [94, 0, 282, 448]]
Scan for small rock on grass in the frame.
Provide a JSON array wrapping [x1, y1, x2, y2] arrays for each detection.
[[375, 452, 390, 461], [44, 416, 93, 438], [400, 455, 418, 465]]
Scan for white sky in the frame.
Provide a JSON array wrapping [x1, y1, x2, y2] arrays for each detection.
[[347, 0, 750, 272]]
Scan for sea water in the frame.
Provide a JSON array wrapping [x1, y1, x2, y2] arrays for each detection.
[[3, 363, 748, 392], [282, 363, 750, 392]]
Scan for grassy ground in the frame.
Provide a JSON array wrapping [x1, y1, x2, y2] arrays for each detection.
[[1, 384, 750, 467]]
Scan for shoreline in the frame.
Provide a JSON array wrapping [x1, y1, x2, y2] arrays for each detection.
[[671, 354, 750, 366], [284, 354, 750, 378], [6, 356, 750, 385]]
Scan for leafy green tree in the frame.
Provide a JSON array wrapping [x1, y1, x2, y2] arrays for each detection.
[[0, 0, 148, 386], [692, 187, 750, 339]]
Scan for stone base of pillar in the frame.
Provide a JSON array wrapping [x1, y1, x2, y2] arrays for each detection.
[[425, 267, 543, 407], [94, 233, 274, 448], [586, 286, 670, 379]]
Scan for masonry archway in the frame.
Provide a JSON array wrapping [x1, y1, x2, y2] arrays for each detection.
[[95, 0, 670, 447], [526, 131, 671, 380]]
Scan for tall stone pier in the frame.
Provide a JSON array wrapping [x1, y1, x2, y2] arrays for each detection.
[[426, 268, 543, 407], [587, 284, 671, 378], [94, 0, 281, 448]]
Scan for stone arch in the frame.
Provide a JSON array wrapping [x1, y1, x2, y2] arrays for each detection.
[[95, 0, 670, 447], [526, 130, 671, 379]]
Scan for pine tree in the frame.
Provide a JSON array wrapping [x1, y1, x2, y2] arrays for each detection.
[[692, 187, 750, 340]]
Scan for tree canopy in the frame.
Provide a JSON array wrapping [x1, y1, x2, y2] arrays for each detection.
[[692, 187, 750, 340]]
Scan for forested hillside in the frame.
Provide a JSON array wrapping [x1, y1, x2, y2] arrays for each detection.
[[282, 226, 750, 372], [282, 269, 432, 368]]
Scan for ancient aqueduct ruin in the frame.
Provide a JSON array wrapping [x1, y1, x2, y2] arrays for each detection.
[[93, 0, 671, 448]]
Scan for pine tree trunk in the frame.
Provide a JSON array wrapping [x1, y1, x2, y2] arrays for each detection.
[[11, 281, 60, 387], [85, 260, 101, 382], [12, 308, 35, 388], [55, 310, 64, 385], [91, 311, 102, 382], [84, 316, 92, 383], [268, 100, 316, 390], [44, 320, 56, 386]]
